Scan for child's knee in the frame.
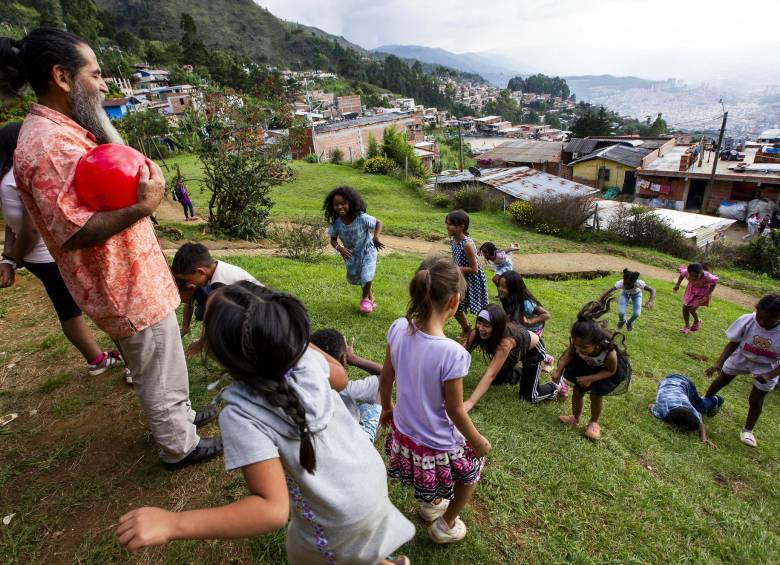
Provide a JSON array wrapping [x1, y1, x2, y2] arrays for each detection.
[[749, 388, 768, 407]]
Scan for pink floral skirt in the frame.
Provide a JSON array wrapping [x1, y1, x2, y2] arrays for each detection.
[[385, 419, 484, 503]]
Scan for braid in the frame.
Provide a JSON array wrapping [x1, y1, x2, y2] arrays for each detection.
[[265, 376, 316, 473], [240, 301, 259, 360]]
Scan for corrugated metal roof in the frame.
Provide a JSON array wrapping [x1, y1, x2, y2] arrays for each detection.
[[478, 140, 563, 164], [313, 113, 414, 133], [563, 138, 598, 155], [569, 144, 652, 168]]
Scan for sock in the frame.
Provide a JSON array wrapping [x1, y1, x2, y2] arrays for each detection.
[[89, 352, 106, 366]]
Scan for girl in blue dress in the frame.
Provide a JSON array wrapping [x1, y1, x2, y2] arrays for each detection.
[[324, 186, 385, 313]]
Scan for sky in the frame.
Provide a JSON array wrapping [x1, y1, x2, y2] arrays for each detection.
[[256, 0, 780, 85]]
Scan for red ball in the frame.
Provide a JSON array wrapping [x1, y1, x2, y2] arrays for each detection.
[[74, 144, 146, 211]]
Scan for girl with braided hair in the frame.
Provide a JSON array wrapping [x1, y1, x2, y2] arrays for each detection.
[[117, 281, 414, 564], [554, 296, 631, 441]]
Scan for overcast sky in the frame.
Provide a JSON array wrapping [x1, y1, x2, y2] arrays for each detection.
[[256, 0, 780, 85]]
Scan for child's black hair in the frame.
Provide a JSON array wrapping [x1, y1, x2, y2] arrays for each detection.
[[622, 268, 640, 284], [322, 186, 366, 225], [174, 275, 190, 292], [756, 293, 780, 317], [479, 241, 498, 259], [172, 243, 213, 275], [310, 328, 347, 361], [407, 256, 466, 332], [0, 121, 22, 177], [204, 281, 317, 474], [665, 407, 700, 431], [687, 263, 706, 274], [470, 303, 528, 359], [446, 209, 470, 235], [570, 296, 627, 356], [499, 271, 542, 325]]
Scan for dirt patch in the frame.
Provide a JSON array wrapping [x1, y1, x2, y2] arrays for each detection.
[[713, 472, 750, 496], [686, 352, 710, 362]]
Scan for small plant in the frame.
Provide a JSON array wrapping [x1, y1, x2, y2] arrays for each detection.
[[329, 148, 344, 164], [304, 153, 319, 163], [352, 157, 365, 169], [507, 200, 537, 226], [406, 176, 425, 190], [745, 230, 780, 278], [452, 185, 485, 212], [268, 217, 327, 262], [431, 193, 451, 208], [363, 156, 395, 174], [606, 206, 696, 258]]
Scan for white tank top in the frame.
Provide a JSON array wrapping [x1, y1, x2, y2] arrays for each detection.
[[0, 170, 53, 264]]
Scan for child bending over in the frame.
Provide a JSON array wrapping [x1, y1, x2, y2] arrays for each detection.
[[478, 241, 519, 290]]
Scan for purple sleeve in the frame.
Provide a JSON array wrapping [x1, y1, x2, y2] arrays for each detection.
[[441, 343, 471, 383], [678, 267, 688, 278]]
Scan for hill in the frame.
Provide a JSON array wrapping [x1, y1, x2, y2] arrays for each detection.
[[565, 74, 666, 99]]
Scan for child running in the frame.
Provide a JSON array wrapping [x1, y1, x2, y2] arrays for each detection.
[[554, 297, 631, 441], [310, 328, 383, 443], [650, 374, 722, 447], [117, 282, 414, 564], [171, 165, 197, 221], [446, 210, 489, 340], [498, 271, 558, 375], [381, 256, 491, 544], [464, 304, 562, 406], [478, 241, 519, 290], [704, 293, 780, 448], [673, 263, 718, 334], [601, 268, 656, 332], [324, 186, 385, 314]]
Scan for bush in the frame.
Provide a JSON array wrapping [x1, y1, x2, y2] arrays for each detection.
[[329, 148, 344, 164], [431, 193, 451, 208], [304, 153, 319, 163], [452, 185, 486, 212], [406, 176, 425, 190], [363, 156, 395, 174], [745, 230, 780, 278], [352, 157, 365, 169], [268, 217, 327, 262], [507, 200, 537, 226], [507, 195, 595, 232], [367, 133, 380, 159], [606, 205, 696, 258]]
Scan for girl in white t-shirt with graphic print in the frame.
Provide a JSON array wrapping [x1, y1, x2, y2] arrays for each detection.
[[601, 269, 656, 332]]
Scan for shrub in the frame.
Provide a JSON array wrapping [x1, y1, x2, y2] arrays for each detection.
[[268, 217, 327, 262], [304, 153, 319, 163], [431, 193, 451, 208], [531, 195, 596, 232], [352, 157, 365, 169], [329, 148, 344, 164], [606, 205, 696, 258], [367, 133, 380, 159], [407, 176, 425, 190], [363, 156, 395, 174], [745, 230, 780, 278], [507, 200, 537, 226], [452, 185, 486, 212]]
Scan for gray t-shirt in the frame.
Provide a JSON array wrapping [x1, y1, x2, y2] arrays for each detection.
[[339, 374, 380, 422], [219, 348, 414, 564]]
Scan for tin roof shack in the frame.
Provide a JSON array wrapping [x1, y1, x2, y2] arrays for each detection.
[[430, 167, 598, 208], [588, 200, 736, 248], [569, 144, 655, 194], [477, 140, 564, 175], [636, 143, 780, 213]]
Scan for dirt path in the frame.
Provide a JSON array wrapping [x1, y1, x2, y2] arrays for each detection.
[[164, 235, 756, 309]]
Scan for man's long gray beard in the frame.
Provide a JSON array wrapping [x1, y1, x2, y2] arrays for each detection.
[[70, 80, 125, 145]]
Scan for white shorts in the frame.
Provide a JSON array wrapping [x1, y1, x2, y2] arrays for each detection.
[[723, 351, 778, 392]]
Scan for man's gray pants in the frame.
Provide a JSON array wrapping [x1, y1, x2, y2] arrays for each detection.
[[118, 311, 199, 463]]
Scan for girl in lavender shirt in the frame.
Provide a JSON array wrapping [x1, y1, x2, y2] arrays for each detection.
[[380, 257, 491, 545]]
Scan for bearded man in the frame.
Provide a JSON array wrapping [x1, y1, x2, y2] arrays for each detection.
[[1, 28, 221, 469]]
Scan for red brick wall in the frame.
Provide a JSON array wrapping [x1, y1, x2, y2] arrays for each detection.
[[312, 116, 420, 162], [636, 176, 687, 202]]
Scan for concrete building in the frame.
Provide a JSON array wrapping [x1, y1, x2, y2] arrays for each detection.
[[102, 98, 133, 120], [477, 139, 564, 175], [569, 145, 656, 193]]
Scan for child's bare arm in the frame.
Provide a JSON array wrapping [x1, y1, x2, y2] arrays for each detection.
[[699, 422, 716, 447], [461, 241, 479, 275], [644, 285, 656, 308], [444, 378, 491, 457], [706, 342, 739, 376], [181, 303, 195, 336], [524, 304, 550, 326], [575, 350, 618, 387], [347, 350, 383, 376], [379, 344, 395, 424], [673, 274, 684, 291], [116, 458, 288, 552], [600, 287, 618, 301], [553, 347, 574, 381], [310, 344, 348, 391]]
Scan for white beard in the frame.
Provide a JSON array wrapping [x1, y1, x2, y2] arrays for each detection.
[[70, 80, 125, 145]]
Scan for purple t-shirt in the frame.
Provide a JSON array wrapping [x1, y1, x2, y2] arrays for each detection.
[[387, 318, 471, 450]]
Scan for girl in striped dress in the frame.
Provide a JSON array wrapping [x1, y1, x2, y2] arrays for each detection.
[[446, 210, 489, 341]]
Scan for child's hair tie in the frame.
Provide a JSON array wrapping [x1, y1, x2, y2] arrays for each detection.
[[477, 309, 491, 323]]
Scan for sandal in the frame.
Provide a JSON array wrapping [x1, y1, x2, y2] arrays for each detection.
[[679, 327, 691, 334], [558, 415, 579, 427], [584, 421, 602, 441], [690, 321, 702, 332]]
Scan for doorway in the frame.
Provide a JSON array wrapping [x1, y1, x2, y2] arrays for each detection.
[[622, 171, 636, 195], [686, 179, 707, 210]]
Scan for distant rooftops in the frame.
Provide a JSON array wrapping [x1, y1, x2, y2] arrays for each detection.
[[478, 139, 563, 164], [569, 144, 653, 168], [313, 112, 416, 134]]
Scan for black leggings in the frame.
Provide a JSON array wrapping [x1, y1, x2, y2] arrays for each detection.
[[23, 261, 82, 321], [494, 340, 557, 403]]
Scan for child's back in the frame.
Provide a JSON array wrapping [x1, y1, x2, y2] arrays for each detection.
[[221, 347, 413, 563]]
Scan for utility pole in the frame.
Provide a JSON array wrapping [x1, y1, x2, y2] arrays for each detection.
[[704, 111, 728, 212], [457, 120, 465, 171]]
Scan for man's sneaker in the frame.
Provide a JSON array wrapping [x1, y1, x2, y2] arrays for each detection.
[[617, 320, 625, 329], [164, 436, 223, 470], [707, 396, 724, 417], [418, 498, 449, 522], [88, 352, 122, 377], [740, 428, 757, 448], [193, 405, 219, 428], [428, 516, 467, 544]]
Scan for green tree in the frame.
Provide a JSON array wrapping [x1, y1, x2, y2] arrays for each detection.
[[61, 0, 101, 42], [545, 112, 562, 129], [482, 90, 523, 123], [367, 133, 380, 158], [115, 109, 170, 155], [179, 12, 208, 66], [649, 113, 668, 135]]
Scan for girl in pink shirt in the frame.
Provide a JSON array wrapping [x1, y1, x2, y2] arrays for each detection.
[[380, 256, 491, 545], [674, 263, 718, 334]]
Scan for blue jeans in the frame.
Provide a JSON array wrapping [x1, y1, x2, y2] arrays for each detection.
[[618, 292, 642, 323]]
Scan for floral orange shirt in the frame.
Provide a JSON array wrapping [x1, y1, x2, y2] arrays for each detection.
[[14, 103, 179, 338]]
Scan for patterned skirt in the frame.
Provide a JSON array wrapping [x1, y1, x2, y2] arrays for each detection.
[[385, 420, 484, 503]]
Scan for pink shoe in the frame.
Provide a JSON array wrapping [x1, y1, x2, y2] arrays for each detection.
[[679, 327, 691, 334], [556, 379, 569, 398], [359, 299, 374, 313], [690, 321, 701, 332]]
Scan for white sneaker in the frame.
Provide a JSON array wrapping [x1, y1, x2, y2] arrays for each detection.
[[740, 428, 757, 448], [88, 352, 122, 377], [428, 516, 467, 544], [125, 368, 133, 385], [418, 498, 449, 522]]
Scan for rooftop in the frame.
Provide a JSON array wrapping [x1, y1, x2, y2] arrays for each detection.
[[478, 139, 564, 164], [569, 144, 653, 168], [638, 144, 780, 181], [313, 112, 415, 134]]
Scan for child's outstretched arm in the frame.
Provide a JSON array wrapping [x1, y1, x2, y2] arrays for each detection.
[[444, 378, 491, 457], [705, 341, 739, 377], [117, 459, 289, 552], [503, 244, 521, 254], [699, 422, 716, 448], [644, 285, 656, 309], [673, 274, 685, 292], [379, 344, 396, 425], [346, 338, 383, 375], [372, 220, 385, 250], [553, 346, 574, 382], [575, 350, 618, 388], [599, 286, 618, 302]]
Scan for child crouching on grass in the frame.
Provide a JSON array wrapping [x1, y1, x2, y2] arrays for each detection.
[[478, 241, 519, 291], [649, 374, 722, 447], [311, 328, 382, 443], [555, 296, 631, 441], [117, 282, 414, 564], [324, 186, 385, 314], [704, 293, 780, 448]]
